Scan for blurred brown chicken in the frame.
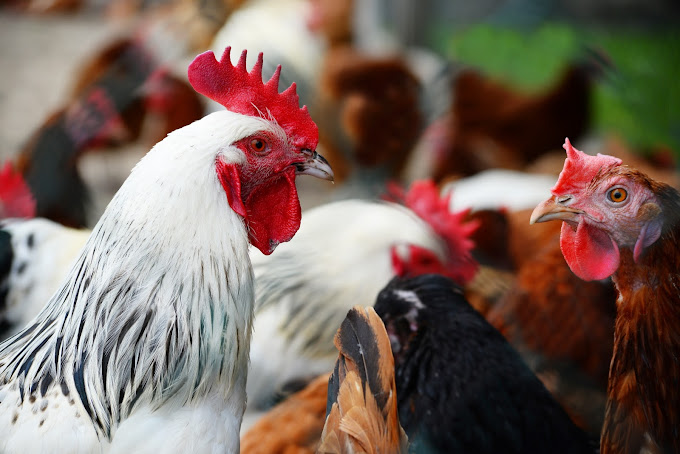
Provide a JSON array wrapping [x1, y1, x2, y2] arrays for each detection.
[[491, 209, 616, 434], [314, 47, 423, 188], [432, 53, 610, 182]]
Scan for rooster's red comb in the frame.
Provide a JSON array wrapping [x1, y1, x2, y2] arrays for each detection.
[[188, 47, 318, 150], [551, 138, 622, 195], [0, 161, 36, 219], [387, 180, 480, 284]]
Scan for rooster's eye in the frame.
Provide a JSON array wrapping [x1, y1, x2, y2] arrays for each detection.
[[250, 139, 267, 153], [607, 187, 628, 203]]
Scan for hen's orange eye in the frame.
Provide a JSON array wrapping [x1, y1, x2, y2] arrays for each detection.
[[251, 139, 266, 152], [608, 187, 628, 203]]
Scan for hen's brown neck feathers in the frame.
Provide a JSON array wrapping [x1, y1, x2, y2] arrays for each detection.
[[603, 183, 680, 454]]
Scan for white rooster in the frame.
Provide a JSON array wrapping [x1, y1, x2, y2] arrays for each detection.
[[0, 47, 333, 453]]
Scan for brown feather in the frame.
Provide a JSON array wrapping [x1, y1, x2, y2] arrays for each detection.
[[318, 306, 407, 454]]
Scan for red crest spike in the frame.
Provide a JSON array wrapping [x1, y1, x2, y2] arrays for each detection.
[[188, 47, 318, 150], [265, 66, 282, 92], [551, 138, 622, 195], [281, 81, 297, 98], [250, 53, 264, 80], [236, 49, 248, 71]]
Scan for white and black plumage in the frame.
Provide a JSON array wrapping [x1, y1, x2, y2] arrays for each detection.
[[0, 202, 437, 419], [0, 48, 333, 453]]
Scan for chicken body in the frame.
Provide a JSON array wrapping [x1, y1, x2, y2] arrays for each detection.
[[0, 46, 333, 452], [375, 274, 595, 454], [532, 139, 680, 454], [0, 201, 430, 406]]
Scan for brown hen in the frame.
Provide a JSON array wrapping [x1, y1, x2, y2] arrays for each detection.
[[532, 139, 680, 454]]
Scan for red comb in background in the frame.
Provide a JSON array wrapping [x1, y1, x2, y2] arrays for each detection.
[[187, 47, 318, 151], [0, 161, 36, 219], [551, 138, 622, 195], [387, 180, 480, 284]]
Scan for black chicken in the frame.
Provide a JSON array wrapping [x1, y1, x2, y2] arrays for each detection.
[[374, 274, 596, 454]]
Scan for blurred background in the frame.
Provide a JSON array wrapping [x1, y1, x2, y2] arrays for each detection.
[[0, 1, 679, 441], [0, 0, 679, 226]]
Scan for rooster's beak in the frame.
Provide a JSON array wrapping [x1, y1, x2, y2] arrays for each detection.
[[295, 149, 334, 182], [530, 195, 584, 225]]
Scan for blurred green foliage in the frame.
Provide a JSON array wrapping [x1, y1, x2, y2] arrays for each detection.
[[442, 23, 680, 157]]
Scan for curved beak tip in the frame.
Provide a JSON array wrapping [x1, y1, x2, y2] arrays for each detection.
[[296, 150, 335, 182], [530, 196, 583, 225]]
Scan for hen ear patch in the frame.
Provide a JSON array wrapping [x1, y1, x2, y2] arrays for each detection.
[[216, 160, 246, 218], [633, 202, 663, 262]]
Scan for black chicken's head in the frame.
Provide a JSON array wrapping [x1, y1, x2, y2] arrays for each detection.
[[374, 274, 466, 364]]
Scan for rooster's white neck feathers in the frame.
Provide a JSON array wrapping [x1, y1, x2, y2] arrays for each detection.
[[0, 111, 279, 443]]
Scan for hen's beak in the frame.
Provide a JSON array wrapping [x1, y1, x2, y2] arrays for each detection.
[[295, 149, 334, 182], [530, 196, 584, 225]]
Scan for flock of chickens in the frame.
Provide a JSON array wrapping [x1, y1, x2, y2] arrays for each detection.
[[0, 0, 679, 453]]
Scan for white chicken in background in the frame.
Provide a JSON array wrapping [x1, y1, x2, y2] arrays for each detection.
[[0, 47, 333, 453], [244, 180, 479, 421], [0, 219, 89, 339], [442, 169, 558, 212]]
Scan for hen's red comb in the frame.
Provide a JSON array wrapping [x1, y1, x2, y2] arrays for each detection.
[[188, 47, 318, 150], [0, 161, 36, 219], [387, 180, 480, 283], [551, 138, 622, 195]]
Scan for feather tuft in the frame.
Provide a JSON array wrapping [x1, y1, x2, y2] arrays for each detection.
[[319, 306, 407, 453]]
